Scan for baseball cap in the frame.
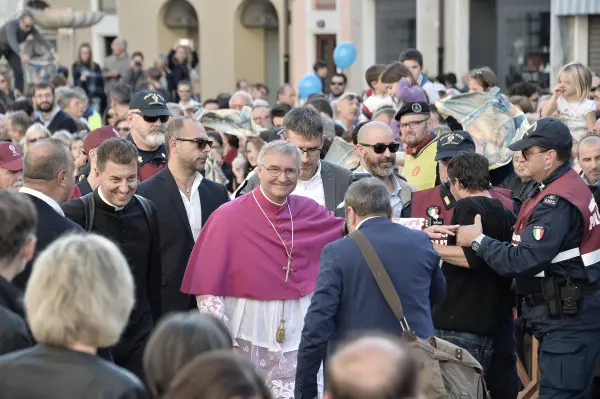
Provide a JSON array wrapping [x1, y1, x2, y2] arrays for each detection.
[[508, 117, 572, 151], [129, 90, 172, 117], [0, 142, 23, 171], [394, 101, 430, 121], [83, 126, 120, 154], [435, 130, 476, 161]]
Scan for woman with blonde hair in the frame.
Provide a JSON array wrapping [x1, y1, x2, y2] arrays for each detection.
[[22, 123, 50, 153], [0, 233, 146, 398]]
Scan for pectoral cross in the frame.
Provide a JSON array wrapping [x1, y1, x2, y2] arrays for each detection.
[[283, 257, 293, 283]]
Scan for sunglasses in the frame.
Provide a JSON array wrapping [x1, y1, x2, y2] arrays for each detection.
[[176, 138, 213, 150], [359, 142, 400, 154], [131, 111, 169, 123], [341, 94, 360, 102]]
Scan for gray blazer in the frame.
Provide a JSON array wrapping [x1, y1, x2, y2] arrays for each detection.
[[236, 160, 354, 217]]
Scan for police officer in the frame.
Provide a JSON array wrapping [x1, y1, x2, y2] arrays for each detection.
[[457, 117, 600, 399], [411, 130, 513, 245]]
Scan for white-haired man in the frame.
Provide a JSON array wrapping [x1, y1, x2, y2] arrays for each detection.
[[229, 90, 253, 111], [182, 140, 345, 398]]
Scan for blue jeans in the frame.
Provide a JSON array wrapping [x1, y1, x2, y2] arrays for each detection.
[[435, 329, 493, 374]]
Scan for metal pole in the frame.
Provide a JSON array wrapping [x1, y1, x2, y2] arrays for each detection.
[[283, 0, 290, 83], [437, 0, 445, 76]]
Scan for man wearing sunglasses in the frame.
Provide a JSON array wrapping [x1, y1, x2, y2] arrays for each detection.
[[137, 117, 229, 314], [328, 72, 347, 102], [354, 121, 413, 218], [395, 101, 439, 191], [126, 90, 171, 181], [457, 118, 600, 399]]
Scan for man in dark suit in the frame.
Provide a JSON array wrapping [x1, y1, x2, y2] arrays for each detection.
[[14, 138, 80, 289], [137, 117, 229, 315], [295, 178, 446, 399], [237, 107, 353, 217]]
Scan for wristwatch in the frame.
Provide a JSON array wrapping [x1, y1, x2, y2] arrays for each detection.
[[471, 234, 486, 251]]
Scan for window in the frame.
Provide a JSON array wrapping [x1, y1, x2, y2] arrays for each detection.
[[314, 0, 336, 10], [99, 0, 117, 14]]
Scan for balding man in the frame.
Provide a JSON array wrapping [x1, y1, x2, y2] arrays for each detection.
[[324, 335, 420, 399], [229, 90, 253, 111], [137, 117, 229, 314], [354, 121, 414, 217], [578, 134, 600, 205], [14, 138, 80, 289], [277, 83, 296, 107], [295, 178, 444, 399], [104, 37, 130, 83]]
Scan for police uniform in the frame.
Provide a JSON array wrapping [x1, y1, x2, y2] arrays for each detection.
[[395, 102, 439, 191], [127, 90, 170, 182], [411, 130, 514, 245], [471, 118, 600, 399]]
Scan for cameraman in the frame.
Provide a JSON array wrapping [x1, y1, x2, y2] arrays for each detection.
[[0, 10, 55, 94], [120, 51, 147, 93]]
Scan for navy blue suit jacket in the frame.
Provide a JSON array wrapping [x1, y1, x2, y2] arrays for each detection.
[[13, 194, 83, 289], [295, 217, 446, 399]]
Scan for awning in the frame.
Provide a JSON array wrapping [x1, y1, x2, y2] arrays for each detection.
[[553, 0, 600, 16]]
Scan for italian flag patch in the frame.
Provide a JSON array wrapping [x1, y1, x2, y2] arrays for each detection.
[[532, 226, 545, 241]]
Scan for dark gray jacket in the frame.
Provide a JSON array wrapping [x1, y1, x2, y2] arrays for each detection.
[[237, 160, 354, 217], [0, 19, 52, 54]]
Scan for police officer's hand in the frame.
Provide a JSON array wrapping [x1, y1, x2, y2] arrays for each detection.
[[424, 224, 459, 239], [456, 214, 483, 247]]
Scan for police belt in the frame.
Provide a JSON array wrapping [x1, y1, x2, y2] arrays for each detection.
[[524, 281, 599, 308]]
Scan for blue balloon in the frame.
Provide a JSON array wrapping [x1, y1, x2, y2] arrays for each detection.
[[298, 73, 323, 99], [333, 42, 357, 69]]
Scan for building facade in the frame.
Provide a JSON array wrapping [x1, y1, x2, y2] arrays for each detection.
[[1, 0, 599, 98]]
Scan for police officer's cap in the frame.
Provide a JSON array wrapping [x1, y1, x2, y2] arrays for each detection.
[[508, 117, 572, 151], [435, 130, 476, 161], [394, 101, 430, 121]]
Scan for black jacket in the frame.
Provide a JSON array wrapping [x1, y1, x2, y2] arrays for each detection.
[[0, 277, 33, 356], [136, 167, 229, 314], [0, 344, 146, 399], [35, 110, 78, 134], [13, 194, 83, 290], [62, 191, 162, 344]]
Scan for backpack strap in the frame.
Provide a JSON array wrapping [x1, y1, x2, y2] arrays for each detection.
[[349, 229, 413, 335], [134, 194, 155, 235], [80, 193, 95, 232]]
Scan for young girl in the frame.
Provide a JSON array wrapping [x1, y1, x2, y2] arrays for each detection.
[[541, 62, 596, 150]]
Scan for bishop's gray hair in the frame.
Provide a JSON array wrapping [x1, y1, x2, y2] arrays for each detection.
[[344, 178, 392, 218], [257, 140, 302, 171]]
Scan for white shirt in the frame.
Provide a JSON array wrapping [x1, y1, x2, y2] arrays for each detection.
[[292, 161, 325, 207], [355, 216, 385, 230], [20, 187, 65, 216], [556, 96, 596, 142], [97, 186, 125, 211], [178, 172, 203, 241]]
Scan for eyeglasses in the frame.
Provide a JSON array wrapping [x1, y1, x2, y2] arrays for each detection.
[[107, 113, 115, 119], [298, 146, 322, 158], [399, 120, 428, 130], [359, 142, 400, 154], [262, 166, 299, 178], [178, 88, 191, 93], [176, 137, 213, 150], [116, 127, 130, 134], [131, 111, 169, 124], [341, 94, 360, 102], [521, 148, 550, 161]]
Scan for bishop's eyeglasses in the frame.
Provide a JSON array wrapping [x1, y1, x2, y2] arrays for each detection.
[[262, 166, 300, 178]]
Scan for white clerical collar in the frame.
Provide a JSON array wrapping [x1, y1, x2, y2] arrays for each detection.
[[581, 172, 592, 185], [97, 186, 125, 211], [20, 187, 64, 216], [259, 185, 287, 206], [356, 216, 385, 230]]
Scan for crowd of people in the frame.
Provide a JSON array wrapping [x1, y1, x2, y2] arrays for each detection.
[[0, 8, 600, 399]]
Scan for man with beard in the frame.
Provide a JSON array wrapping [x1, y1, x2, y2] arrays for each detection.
[[137, 117, 229, 314], [126, 90, 170, 181], [62, 138, 162, 379], [354, 121, 413, 217], [0, 142, 23, 191], [32, 83, 78, 134], [396, 102, 439, 190], [577, 135, 600, 205]]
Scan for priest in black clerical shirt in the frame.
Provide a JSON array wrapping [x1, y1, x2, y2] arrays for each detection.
[[62, 137, 162, 380]]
